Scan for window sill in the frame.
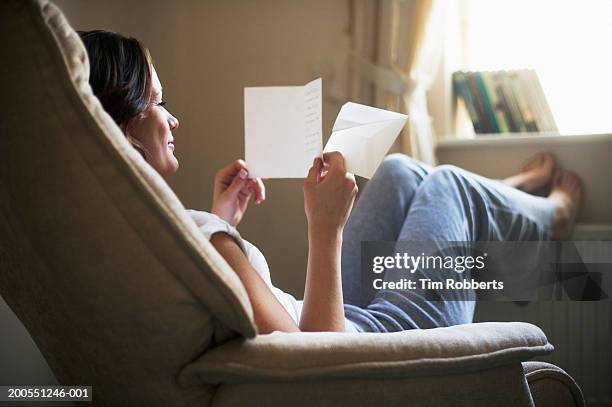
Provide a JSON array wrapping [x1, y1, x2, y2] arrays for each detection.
[[436, 132, 612, 149]]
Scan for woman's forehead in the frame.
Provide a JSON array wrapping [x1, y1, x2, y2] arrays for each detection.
[[151, 65, 162, 95]]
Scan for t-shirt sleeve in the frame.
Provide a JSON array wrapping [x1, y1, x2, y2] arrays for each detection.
[[186, 209, 247, 253], [187, 209, 303, 326]]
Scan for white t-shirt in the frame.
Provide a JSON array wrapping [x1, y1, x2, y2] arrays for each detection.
[[187, 209, 357, 333]]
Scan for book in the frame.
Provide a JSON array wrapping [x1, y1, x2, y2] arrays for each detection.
[[481, 71, 509, 133], [492, 71, 518, 132], [466, 72, 494, 133], [474, 72, 500, 134], [452, 71, 483, 134], [516, 69, 545, 131], [498, 71, 527, 133], [525, 69, 558, 132], [509, 70, 539, 132]]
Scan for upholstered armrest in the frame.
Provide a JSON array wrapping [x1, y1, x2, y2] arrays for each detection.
[[179, 322, 553, 386]]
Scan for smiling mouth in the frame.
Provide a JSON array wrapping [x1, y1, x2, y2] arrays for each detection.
[[167, 141, 175, 151]]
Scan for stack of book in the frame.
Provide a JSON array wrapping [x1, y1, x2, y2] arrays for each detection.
[[452, 69, 558, 135]]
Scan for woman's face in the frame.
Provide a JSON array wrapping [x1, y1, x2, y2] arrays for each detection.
[[127, 65, 180, 178]]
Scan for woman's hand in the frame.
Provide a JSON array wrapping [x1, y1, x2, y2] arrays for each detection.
[[303, 151, 358, 238], [212, 159, 265, 227]]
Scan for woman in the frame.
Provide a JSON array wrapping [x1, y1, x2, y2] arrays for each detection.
[[79, 30, 582, 334]]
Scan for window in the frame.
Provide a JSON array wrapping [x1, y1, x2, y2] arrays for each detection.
[[455, 0, 612, 135]]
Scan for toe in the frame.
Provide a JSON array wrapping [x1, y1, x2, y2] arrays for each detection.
[[553, 167, 564, 185], [542, 153, 556, 170], [544, 154, 554, 167], [569, 172, 583, 192]]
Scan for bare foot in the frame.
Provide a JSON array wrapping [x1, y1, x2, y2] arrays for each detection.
[[503, 152, 556, 193], [548, 169, 582, 240]]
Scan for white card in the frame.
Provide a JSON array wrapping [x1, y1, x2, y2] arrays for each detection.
[[244, 79, 407, 179], [244, 78, 322, 178]]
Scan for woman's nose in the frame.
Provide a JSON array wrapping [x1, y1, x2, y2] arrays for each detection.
[[168, 113, 179, 131]]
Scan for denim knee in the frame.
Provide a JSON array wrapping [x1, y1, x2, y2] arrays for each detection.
[[374, 153, 429, 185], [420, 164, 471, 194]]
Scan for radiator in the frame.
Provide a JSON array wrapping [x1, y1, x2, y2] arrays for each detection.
[[475, 223, 612, 406]]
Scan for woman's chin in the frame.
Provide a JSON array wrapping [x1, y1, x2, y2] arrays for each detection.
[[169, 157, 180, 173], [153, 157, 179, 178]]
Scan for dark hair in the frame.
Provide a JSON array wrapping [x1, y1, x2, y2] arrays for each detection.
[[78, 30, 152, 158]]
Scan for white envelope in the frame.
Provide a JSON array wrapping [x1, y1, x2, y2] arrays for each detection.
[[244, 78, 407, 179], [324, 102, 407, 178]]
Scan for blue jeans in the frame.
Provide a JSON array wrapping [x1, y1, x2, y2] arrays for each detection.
[[341, 154, 556, 332]]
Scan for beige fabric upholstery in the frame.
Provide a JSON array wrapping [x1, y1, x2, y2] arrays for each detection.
[[181, 322, 552, 384], [210, 363, 535, 407], [523, 362, 585, 407], [0, 1, 584, 406]]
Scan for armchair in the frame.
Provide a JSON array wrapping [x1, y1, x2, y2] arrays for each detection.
[[0, 1, 584, 406]]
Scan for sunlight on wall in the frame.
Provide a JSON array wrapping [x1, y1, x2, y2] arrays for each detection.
[[461, 0, 612, 134]]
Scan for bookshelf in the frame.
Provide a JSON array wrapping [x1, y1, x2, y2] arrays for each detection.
[[452, 69, 558, 137], [436, 132, 612, 149]]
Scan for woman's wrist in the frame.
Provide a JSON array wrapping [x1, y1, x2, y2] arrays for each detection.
[[307, 223, 343, 243]]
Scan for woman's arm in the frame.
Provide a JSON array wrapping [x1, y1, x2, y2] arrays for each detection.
[[300, 227, 345, 331], [300, 152, 358, 332], [210, 232, 300, 334]]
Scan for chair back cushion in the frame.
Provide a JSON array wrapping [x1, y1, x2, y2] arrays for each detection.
[[0, 1, 255, 405]]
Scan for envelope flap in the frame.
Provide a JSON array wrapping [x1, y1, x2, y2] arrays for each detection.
[[332, 102, 407, 132]]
